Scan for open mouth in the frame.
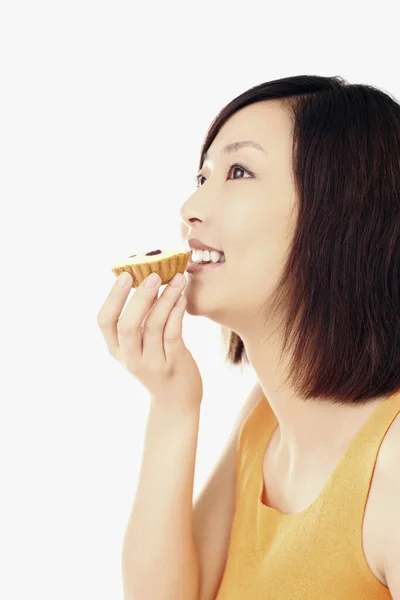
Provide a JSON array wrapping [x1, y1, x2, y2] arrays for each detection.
[[189, 250, 225, 265], [186, 258, 225, 274]]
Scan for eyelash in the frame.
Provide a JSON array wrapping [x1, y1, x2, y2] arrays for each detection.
[[195, 163, 254, 188]]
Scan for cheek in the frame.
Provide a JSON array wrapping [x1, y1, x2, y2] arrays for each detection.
[[247, 256, 282, 294], [224, 252, 283, 308], [222, 198, 294, 282]]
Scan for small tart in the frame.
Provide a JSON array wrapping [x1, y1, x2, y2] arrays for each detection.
[[111, 249, 191, 288]]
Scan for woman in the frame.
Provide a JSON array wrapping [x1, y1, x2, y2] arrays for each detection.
[[98, 75, 400, 599]]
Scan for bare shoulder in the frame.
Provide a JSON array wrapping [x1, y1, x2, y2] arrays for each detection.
[[193, 380, 264, 600], [364, 410, 400, 587], [375, 408, 400, 469], [232, 380, 264, 433]]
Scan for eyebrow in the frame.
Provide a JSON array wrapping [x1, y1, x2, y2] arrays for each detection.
[[204, 140, 266, 162]]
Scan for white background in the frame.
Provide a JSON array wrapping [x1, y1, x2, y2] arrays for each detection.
[[1, 1, 399, 598]]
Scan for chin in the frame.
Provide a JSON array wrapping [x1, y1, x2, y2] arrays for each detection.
[[183, 297, 202, 316], [183, 299, 225, 327]]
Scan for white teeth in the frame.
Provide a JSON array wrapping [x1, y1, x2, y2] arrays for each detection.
[[192, 249, 225, 263]]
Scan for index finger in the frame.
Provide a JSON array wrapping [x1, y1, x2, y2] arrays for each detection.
[[97, 272, 133, 325], [96, 272, 161, 357]]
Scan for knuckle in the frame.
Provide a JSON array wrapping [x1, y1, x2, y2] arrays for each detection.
[[117, 321, 134, 337], [96, 314, 107, 328], [144, 299, 171, 330], [143, 317, 163, 333], [164, 332, 181, 342]]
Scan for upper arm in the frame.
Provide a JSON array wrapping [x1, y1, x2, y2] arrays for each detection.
[[378, 414, 400, 598], [193, 381, 263, 600]]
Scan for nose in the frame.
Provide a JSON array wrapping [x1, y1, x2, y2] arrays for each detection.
[[180, 194, 203, 237], [180, 219, 202, 244], [180, 185, 215, 238]]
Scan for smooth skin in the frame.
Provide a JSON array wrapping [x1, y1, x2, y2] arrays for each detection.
[[96, 271, 203, 412], [97, 269, 264, 599]]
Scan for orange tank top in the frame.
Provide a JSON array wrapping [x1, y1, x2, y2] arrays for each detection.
[[215, 390, 400, 599]]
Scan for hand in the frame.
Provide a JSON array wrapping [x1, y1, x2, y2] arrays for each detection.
[[97, 271, 203, 412]]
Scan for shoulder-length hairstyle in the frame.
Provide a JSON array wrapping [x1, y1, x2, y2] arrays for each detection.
[[198, 75, 400, 404]]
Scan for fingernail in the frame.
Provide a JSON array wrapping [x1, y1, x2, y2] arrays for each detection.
[[144, 272, 161, 288], [170, 273, 183, 287], [117, 272, 131, 287]]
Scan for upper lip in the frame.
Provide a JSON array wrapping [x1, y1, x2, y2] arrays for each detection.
[[186, 238, 224, 253]]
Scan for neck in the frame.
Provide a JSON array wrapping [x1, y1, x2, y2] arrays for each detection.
[[241, 331, 386, 466]]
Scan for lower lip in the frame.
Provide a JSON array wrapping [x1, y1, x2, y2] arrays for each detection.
[[186, 261, 225, 274]]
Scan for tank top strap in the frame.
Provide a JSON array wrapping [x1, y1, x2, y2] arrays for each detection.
[[238, 389, 400, 522], [321, 389, 400, 527], [242, 389, 400, 527]]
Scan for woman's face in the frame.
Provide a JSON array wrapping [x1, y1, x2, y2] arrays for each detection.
[[180, 99, 298, 337]]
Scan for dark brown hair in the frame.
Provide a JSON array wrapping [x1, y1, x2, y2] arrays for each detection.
[[198, 75, 400, 405]]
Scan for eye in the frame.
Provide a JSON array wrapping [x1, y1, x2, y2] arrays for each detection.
[[195, 163, 253, 188]]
